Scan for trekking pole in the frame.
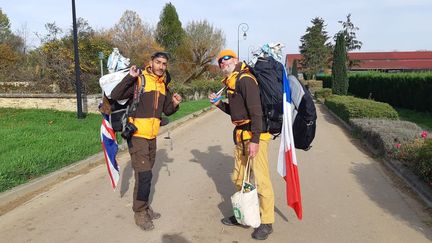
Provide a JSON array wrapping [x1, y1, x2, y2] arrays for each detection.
[[164, 131, 173, 151]]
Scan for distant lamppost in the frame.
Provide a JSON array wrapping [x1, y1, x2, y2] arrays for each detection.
[[98, 51, 104, 77], [237, 23, 249, 60]]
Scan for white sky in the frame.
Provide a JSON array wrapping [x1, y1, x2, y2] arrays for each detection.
[[1, 0, 431, 61]]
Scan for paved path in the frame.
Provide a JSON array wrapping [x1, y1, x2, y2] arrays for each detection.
[[1, 104, 431, 242]]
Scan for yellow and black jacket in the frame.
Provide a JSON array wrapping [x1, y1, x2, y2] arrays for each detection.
[[217, 62, 271, 144], [111, 66, 178, 139]]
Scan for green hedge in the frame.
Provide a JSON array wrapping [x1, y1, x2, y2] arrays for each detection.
[[349, 72, 432, 112], [315, 88, 332, 100], [324, 95, 399, 123], [317, 72, 432, 112]]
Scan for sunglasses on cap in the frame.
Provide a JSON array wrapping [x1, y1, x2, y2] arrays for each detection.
[[218, 55, 233, 64]]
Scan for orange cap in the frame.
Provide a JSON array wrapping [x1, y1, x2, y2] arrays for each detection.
[[217, 49, 238, 60]]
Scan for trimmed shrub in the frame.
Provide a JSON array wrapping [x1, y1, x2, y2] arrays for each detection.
[[315, 88, 332, 100], [415, 139, 432, 184], [303, 80, 323, 95], [324, 95, 399, 123], [351, 118, 423, 156], [316, 74, 332, 88], [394, 136, 432, 185]]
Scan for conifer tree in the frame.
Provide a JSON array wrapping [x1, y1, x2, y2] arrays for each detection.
[[291, 59, 298, 78], [331, 33, 348, 95], [299, 17, 332, 79], [155, 3, 185, 53]]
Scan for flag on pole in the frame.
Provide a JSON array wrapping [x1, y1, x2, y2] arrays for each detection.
[[277, 68, 303, 220], [100, 113, 120, 190]]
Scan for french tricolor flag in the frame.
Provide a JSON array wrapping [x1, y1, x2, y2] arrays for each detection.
[[100, 113, 120, 190], [277, 68, 303, 220]]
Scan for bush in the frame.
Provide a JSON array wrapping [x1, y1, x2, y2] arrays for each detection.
[[303, 79, 323, 95], [315, 88, 332, 100], [351, 118, 423, 156], [170, 79, 221, 101], [415, 139, 432, 184], [394, 135, 432, 185], [325, 95, 399, 123]]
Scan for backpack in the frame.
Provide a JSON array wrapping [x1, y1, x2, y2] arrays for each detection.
[[101, 71, 172, 133], [249, 56, 317, 150], [249, 56, 284, 135], [289, 75, 317, 150], [105, 74, 146, 133]]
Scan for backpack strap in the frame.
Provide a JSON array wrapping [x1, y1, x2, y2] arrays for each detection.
[[127, 74, 146, 118]]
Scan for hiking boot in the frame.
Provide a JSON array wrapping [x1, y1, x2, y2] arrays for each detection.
[[134, 211, 154, 231], [251, 224, 273, 240], [221, 216, 241, 226], [146, 206, 161, 220]]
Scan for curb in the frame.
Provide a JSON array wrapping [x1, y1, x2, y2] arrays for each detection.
[[319, 102, 432, 209], [0, 106, 215, 215]]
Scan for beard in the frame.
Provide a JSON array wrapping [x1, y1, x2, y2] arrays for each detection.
[[221, 62, 236, 77]]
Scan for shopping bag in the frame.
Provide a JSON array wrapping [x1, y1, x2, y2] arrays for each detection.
[[230, 158, 261, 228]]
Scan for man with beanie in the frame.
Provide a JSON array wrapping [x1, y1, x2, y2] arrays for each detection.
[[111, 51, 182, 231], [209, 49, 275, 240]]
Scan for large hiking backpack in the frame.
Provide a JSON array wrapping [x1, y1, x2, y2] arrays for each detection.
[[100, 71, 172, 133], [249, 56, 284, 135], [250, 56, 317, 150], [101, 73, 146, 133]]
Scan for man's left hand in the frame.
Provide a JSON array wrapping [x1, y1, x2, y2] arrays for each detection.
[[173, 93, 182, 107], [248, 142, 259, 158]]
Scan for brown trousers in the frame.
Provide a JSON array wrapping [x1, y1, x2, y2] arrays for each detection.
[[129, 137, 157, 212]]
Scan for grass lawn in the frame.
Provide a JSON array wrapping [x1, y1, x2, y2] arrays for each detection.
[[397, 108, 432, 131], [0, 99, 211, 193]]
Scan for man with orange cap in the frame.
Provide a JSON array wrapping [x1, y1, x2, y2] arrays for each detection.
[[209, 49, 275, 240]]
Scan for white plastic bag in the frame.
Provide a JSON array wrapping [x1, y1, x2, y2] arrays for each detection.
[[99, 69, 129, 104], [230, 158, 261, 228]]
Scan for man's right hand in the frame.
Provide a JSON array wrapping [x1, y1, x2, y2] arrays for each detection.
[[208, 93, 221, 106], [129, 65, 140, 77]]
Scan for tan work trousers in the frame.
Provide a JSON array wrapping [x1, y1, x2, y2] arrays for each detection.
[[232, 139, 275, 224]]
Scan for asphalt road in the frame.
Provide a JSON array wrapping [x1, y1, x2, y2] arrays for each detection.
[[1, 104, 431, 242]]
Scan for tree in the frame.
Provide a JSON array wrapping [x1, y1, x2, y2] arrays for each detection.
[[155, 3, 185, 54], [291, 59, 298, 78], [110, 10, 161, 66], [335, 14, 363, 68], [35, 22, 63, 44], [0, 9, 25, 82], [331, 33, 348, 95], [172, 20, 225, 83], [335, 13, 362, 52], [0, 8, 12, 43], [0, 9, 24, 53], [299, 17, 332, 79]]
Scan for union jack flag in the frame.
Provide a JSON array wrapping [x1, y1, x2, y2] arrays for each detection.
[[100, 113, 120, 190]]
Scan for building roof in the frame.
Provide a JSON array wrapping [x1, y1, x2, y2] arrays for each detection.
[[286, 51, 432, 71]]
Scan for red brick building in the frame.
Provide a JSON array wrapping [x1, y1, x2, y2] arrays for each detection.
[[286, 51, 432, 72]]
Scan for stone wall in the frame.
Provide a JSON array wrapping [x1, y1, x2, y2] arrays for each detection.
[[0, 94, 102, 114]]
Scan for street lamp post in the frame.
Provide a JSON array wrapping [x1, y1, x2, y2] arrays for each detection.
[[71, 0, 84, 119], [98, 52, 104, 77], [237, 23, 249, 60]]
